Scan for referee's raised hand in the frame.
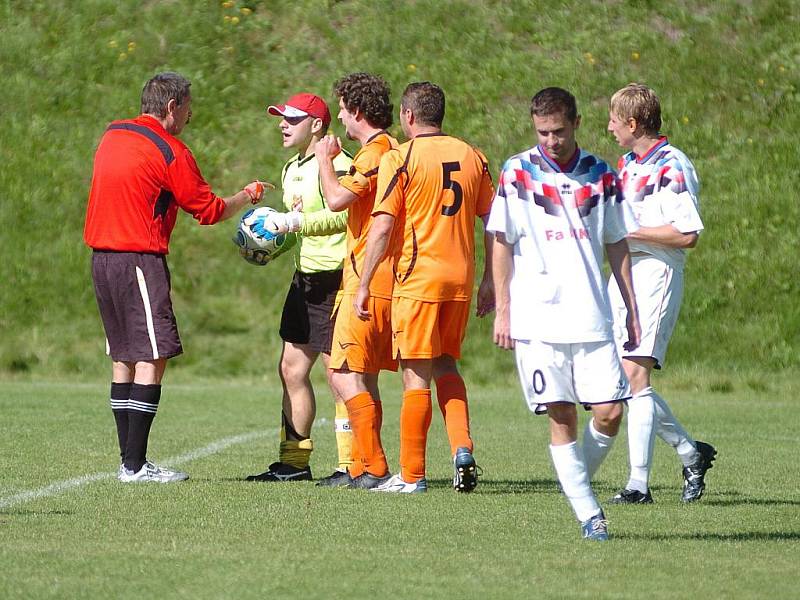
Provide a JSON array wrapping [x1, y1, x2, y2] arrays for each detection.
[[243, 180, 275, 204]]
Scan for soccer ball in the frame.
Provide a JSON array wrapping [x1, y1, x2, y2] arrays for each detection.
[[234, 207, 296, 266]]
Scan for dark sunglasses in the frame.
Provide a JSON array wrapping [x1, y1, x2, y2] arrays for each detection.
[[283, 115, 309, 126]]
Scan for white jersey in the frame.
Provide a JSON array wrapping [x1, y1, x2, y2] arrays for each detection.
[[618, 137, 703, 272], [488, 146, 637, 343]]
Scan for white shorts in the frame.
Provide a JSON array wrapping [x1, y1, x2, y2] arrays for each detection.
[[514, 339, 631, 415], [608, 255, 683, 368]]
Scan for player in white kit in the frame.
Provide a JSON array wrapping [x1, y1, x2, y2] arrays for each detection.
[[489, 87, 640, 541], [606, 83, 716, 505]]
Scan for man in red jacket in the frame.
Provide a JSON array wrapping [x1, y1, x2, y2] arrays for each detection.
[[84, 71, 268, 483]]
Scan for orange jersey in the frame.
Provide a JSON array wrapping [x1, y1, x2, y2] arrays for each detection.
[[339, 132, 398, 299], [374, 133, 494, 301]]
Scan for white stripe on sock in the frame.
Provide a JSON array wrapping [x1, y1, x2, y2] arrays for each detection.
[[128, 400, 159, 414]]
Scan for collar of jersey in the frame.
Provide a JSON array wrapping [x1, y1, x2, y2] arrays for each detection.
[[137, 114, 168, 135], [292, 152, 317, 167], [366, 130, 389, 144], [538, 145, 580, 173], [413, 132, 446, 139], [635, 136, 669, 164]]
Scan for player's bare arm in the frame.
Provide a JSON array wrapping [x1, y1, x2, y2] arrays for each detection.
[[354, 211, 395, 320], [476, 215, 495, 318], [491, 232, 514, 350], [315, 135, 357, 212], [627, 224, 699, 249], [606, 238, 641, 350]]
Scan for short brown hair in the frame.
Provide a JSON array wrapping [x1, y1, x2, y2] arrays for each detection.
[[530, 87, 577, 122], [141, 72, 191, 118], [401, 81, 445, 127], [610, 83, 662, 135], [334, 72, 393, 130]]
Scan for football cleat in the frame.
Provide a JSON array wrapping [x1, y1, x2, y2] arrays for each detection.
[[315, 469, 352, 487], [116, 464, 125, 481], [371, 473, 427, 494], [608, 488, 653, 504], [453, 447, 479, 493], [349, 472, 392, 490], [581, 510, 610, 541], [681, 441, 717, 503], [245, 462, 312, 482], [119, 461, 189, 483]]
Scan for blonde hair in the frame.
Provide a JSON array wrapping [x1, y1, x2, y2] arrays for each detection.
[[610, 83, 661, 135]]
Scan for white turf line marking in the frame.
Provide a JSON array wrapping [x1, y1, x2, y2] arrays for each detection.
[[0, 420, 311, 511]]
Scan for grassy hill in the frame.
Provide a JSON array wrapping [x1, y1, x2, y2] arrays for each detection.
[[1, 0, 798, 379]]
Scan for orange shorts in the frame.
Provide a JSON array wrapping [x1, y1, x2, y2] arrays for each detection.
[[391, 297, 470, 360], [330, 294, 398, 373]]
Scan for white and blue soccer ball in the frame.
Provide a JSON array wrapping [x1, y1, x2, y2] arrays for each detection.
[[234, 207, 296, 266]]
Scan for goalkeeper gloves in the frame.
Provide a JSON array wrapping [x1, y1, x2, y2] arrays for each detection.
[[265, 211, 304, 234]]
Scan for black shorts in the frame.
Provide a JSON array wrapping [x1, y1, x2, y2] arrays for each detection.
[[280, 269, 342, 354], [91, 251, 183, 362]]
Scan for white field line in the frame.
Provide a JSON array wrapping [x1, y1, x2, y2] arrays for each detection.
[[0, 420, 308, 510]]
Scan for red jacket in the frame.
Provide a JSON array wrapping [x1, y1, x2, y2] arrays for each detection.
[[84, 115, 226, 254]]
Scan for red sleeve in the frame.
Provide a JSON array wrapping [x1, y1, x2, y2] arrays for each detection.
[[167, 146, 227, 225]]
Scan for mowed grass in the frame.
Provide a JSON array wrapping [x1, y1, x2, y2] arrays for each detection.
[[1, 371, 799, 599], [2, 0, 800, 378]]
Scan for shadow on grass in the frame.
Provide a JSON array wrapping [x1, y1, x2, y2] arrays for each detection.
[[426, 478, 559, 494], [0, 509, 74, 516], [702, 498, 800, 507], [617, 531, 800, 542]]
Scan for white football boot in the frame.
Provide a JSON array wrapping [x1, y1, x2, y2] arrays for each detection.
[[119, 461, 189, 483], [371, 473, 427, 493]]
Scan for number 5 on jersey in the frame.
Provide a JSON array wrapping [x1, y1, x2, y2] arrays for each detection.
[[441, 161, 463, 216]]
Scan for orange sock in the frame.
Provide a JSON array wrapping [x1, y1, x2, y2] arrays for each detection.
[[400, 389, 432, 482], [345, 392, 388, 478], [435, 373, 473, 456]]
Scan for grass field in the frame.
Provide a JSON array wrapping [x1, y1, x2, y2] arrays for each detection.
[[3, 0, 800, 597], [2, 370, 799, 599], [2, 0, 799, 379]]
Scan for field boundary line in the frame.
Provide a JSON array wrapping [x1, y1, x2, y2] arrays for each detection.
[[0, 426, 285, 510]]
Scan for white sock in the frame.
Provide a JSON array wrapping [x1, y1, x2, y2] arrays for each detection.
[[582, 418, 615, 480], [652, 390, 697, 466], [625, 387, 657, 493], [550, 442, 601, 523]]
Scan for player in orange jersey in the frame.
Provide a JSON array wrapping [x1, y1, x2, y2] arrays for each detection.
[[356, 81, 495, 493], [314, 72, 398, 489]]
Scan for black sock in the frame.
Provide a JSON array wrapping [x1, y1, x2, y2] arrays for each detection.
[[124, 383, 161, 472], [110, 382, 132, 463]]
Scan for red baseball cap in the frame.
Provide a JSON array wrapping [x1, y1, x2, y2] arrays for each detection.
[[267, 93, 331, 126]]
